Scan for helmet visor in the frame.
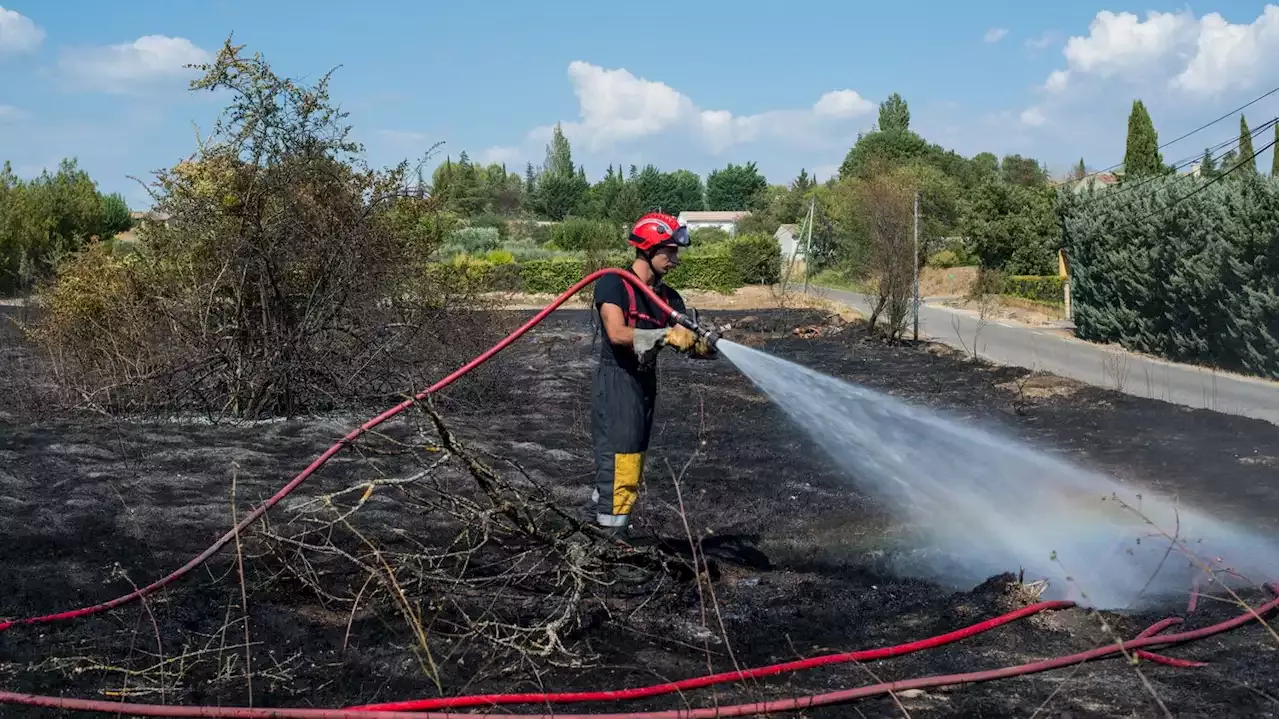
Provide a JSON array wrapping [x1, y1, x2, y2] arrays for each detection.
[[667, 225, 691, 248]]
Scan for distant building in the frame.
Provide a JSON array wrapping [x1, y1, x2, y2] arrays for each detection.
[[130, 210, 172, 227], [1070, 172, 1119, 193], [678, 210, 750, 235], [774, 224, 805, 259]]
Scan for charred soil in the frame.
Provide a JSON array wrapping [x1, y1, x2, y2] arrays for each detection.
[[0, 306, 1276, 718]]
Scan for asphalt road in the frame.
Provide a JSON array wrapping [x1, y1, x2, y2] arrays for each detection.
[[807, 287, 1280, 425]]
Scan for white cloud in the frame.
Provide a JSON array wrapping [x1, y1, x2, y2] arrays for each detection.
[[1042, 6, 1279, 96], [1020, 6, 1280, 131], [59, 35, 211, 93], [984, 27, 1009, 44], [1019, 106, 1047, 127], [0, 104, 27, 120], [1025, 31, 1058, 51], [529, 61, 874, 156], [813, 90, 875, 118], [0, 6, 43, 54]]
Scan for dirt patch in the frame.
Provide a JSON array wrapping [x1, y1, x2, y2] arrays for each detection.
[[939, 295, 1065, 327], [0, 307, 1276, 717], [920, 266, 978, 297]]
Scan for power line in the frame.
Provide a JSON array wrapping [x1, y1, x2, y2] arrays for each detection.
[[1069, 116, 1277, 210], [1055, 86, 1279, 186], [1131, 131, 1280, 223]]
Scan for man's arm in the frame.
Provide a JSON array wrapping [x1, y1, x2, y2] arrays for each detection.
[[599, 302, 636, 349]]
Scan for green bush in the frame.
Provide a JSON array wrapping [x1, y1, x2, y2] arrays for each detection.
[[665, 255, 740, 293], [728, 233, 782, 285], [447, 226, 501, 254], [927, 250, 960, 268], [690, 226, 731, 245], [551, 217, 620, 252], [521, 258, 588, 294], [1059, 173, 1278, 378], [486, 249, 516, 265], [466, 213, 510, 242], [1004, 275, 1063, 303]]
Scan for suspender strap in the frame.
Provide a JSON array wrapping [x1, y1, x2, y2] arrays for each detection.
[[622, 279, 670, 328]]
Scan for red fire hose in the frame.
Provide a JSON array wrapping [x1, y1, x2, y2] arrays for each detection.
[[0, 268, 689, 635], [349, 600, 1076, 712], [0, 595, 1273, 718]]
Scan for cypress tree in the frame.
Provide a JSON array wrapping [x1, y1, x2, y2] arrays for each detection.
[[1122, 99, 1163, 179], [1074, 158, 1087, 180], [1272, 123, 1279, 178], [1199, 148, 1216, 179], [1237, 115, 1256, 174]]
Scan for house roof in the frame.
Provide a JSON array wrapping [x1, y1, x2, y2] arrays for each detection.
[[679, 210, 750, 222]]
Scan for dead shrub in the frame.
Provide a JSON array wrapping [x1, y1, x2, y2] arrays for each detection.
[[29, 39, 507, 419]]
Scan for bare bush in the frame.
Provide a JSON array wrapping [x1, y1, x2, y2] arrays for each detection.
[[248, 403, 692, 672], [851, 170, 916, 341], [28, 39, 505, 419]]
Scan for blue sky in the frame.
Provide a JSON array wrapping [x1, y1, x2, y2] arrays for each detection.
[[1, 1, 1277, 210]]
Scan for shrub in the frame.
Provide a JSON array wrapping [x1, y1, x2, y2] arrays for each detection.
[[521, 258, 589, 294], [690, 226, 731, 246], [1004, 275, 1063, 303], [466, 212, 510, 242], [1059, 173, 1278, 378], [728, 233, 782, 285], [485, 249, 516, 265], [551, 217, 621, 252], [447, 226, 501, 254], [927, 250, 959, 268], [665, 255, 740, 293]]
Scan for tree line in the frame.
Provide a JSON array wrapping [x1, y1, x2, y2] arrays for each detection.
[[0, 160, 134, 295]]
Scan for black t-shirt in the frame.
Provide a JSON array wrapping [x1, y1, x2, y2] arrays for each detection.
[[594, 271, 687, 372]]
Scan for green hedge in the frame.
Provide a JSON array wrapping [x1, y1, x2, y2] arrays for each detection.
[[729, 233, 782, 285], [425, 235, 778, 296], [1058, 173, 1278, 378], [1004, 275, 1063, 304]]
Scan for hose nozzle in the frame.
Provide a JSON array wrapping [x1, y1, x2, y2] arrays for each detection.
[[674, 311, 721, 350]]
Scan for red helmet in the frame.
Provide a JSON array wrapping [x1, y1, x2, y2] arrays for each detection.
[[629, 212, 690, 253]]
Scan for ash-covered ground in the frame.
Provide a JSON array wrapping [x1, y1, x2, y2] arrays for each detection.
[[0, 306, 1276, 718]]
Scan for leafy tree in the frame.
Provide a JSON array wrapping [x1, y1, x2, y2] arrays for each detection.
[[705, 161, 767, 211], [838, 128, 932, 179], [1122, 99, 1163, 178], [877, 93, 911, 132], [964, 180, 1059, 275], [1000, 154, 1048, 188], [531, 124, 588, 220], [101, 192, 132, 236], [791, 168, 815, 194], [666, 169, 705, 214], [970, 153, 1000, 184]]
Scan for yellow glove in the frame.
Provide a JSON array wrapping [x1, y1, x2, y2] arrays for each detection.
[[664, 324, 698, 352]]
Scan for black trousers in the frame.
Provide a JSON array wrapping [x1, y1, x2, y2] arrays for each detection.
[[591, 362, 657, 528]]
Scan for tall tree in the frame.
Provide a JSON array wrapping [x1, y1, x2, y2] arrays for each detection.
[[791, 168, 816, 194], [1236, 114, 1256, 174], [1122, 99, 1163, 179], [667, 169, 706, 214], [1073, 158, 1087, 181], [1000, 154, 1047, 187], [878, 93, 911, 132], [1199, 148, 1217, 179], [532, 124, 588, 220], [1273, 123, 1279, 178], [706, 162, 768, 211]]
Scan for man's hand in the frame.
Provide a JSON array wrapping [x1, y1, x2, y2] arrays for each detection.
[[664, 324, 698, 352], [632, 328, 669, 367]]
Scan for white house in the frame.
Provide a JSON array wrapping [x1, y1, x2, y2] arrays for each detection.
[[678, 210, 750, 236], [774, 224, 805, 260]]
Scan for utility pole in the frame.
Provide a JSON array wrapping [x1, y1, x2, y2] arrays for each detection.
[[912, 191, 920, 342], [802, 198, 815, 296]]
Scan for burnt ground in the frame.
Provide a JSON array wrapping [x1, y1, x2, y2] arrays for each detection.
[[0, 305, 1277, 718]]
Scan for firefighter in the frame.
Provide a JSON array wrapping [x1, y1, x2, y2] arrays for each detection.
[[590, 212, 717, 537]]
